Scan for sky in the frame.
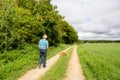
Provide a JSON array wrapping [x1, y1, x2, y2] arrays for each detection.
[[51, 0, 120, 40]]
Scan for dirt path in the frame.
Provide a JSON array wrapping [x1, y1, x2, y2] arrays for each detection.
[[63, 46, 86, 80], [18, 46, 72, 80]]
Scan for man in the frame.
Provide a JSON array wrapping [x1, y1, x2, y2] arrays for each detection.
[[38, 34, 49, 68]]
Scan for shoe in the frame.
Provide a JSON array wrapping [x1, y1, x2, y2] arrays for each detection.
[[43, 66, 46, 68], [43, 65, 46, 68]]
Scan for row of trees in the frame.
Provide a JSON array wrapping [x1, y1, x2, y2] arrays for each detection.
[[78, 40, 120, 43], [0, 0, 78, 52]]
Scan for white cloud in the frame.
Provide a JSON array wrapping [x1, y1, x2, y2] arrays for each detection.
[[52, 0, 120, 40]]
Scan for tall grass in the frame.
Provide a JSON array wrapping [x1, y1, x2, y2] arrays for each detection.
[[39, 47, 73, 80], [0, 44, 70, 80], [77, 43, 120, 80]]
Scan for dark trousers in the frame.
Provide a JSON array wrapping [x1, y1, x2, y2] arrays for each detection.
[[39, 49, 47, 67]]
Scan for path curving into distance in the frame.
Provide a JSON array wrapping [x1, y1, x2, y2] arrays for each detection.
[[63, 46, 86, 80]]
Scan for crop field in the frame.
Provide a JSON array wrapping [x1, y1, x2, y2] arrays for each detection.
[[77, 43, 120, 80]]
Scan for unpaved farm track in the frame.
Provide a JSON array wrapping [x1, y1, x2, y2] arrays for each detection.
[[18, 46, 72, 80], [63, 46, 85, 80]]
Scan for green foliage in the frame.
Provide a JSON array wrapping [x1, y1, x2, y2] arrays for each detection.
[[0, 0, 78, 52], [77, 43, 120, 80], [0, 44, 38, 80]]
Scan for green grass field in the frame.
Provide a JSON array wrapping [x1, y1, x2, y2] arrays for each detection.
[[1, 43, 120, 80], [77, 43, 120, 80]]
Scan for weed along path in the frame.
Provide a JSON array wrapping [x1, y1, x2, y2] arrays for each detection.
[[18, 46, 72, 80], [63, 46, 86, 80]]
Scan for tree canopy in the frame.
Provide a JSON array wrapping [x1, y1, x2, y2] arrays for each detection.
[[0, 0, 78, 52]]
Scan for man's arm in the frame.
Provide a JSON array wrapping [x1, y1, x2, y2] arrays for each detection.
[[46, 46, 48, 50], [46, 41, 49, 51]]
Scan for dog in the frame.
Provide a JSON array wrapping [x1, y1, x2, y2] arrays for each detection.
[[59, 51, 66, 56]]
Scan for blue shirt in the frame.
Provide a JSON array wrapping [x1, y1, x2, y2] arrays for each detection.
[[38, 39, 49, 49]]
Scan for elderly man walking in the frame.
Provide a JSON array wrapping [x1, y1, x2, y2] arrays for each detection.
[[38, 34, 49, 68]]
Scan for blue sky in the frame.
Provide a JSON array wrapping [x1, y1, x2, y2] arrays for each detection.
[[51, 0, 120, 40]]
